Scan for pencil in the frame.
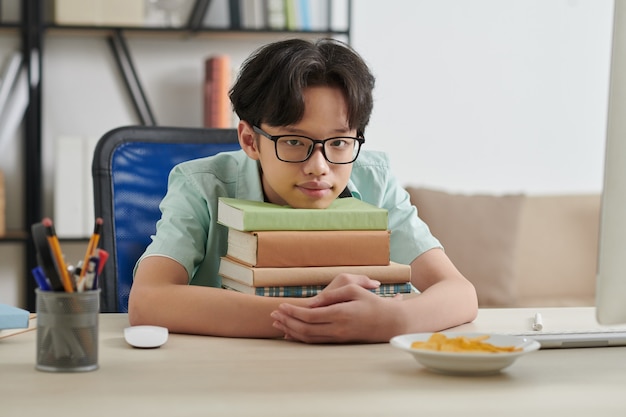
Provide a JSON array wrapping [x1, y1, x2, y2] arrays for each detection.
[[41, 217, 74, 293], [78, 218, 103, 289]]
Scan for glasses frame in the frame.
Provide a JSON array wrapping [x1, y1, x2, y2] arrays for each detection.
[[252, 125, 365, 164]]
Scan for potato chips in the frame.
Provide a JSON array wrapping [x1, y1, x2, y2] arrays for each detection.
[[410, 333, 522, 353]]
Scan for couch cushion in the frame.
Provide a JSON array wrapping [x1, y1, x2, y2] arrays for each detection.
[[406, 187, 525, 307], [514, 194, 600, 306]]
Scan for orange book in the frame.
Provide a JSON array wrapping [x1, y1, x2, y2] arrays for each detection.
[[227, 229, 391, 267], [218, 257, 411, 287], [203, 55, 231, 128]]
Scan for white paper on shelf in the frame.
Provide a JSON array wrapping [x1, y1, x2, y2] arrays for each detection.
[[54, 136, 85, 238], [0, 64, 28, 154]]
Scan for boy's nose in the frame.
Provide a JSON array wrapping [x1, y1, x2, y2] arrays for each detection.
[[302, 145, 329, 174]]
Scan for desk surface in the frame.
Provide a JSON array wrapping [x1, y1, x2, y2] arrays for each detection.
[[2, 307, 626, 417]]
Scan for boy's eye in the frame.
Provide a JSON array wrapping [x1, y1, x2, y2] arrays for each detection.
[[280, 137, 309, 147], [328, 139, 349, 148]]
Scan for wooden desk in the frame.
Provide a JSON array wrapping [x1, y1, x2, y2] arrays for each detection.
[[2, 308, 625, 416]]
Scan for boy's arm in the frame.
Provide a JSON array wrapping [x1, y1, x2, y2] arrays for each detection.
[[129, 255, 306, 338], [401, 248, 478, 331], [270, 248, 478, 343]]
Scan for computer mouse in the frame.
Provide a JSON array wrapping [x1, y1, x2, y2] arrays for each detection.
[[124, 325, 169, 348]]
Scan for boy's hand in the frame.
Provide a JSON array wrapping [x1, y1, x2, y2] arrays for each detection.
[[270, 274, 403, 343]]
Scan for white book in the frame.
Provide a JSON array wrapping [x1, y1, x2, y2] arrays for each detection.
[[204, 0, 231, 28], [265, 0, 285, 30], [54, 136, 85, 238], [308, 0, 329, 31], [0, 52, 22, 120], [0, 64, 28, 154], [83, 136, 99, 235], [241, 0, 265, 29], [330, 0, 348, 32]]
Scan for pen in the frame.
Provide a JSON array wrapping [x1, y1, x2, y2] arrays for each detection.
[[77, 218, 103, 290], [96, 249, 109, 276], [30, 222, 65, 291], [80, 256, 99, 292], [42, 217, 74, 293], [91, 248, 109, 290], [31, 266, 51, 291], [532, 312, 543, 331]]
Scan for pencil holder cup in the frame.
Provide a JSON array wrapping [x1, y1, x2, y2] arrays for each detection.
[[35, 288, 100, 372]]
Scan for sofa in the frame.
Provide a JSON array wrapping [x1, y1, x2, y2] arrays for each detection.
[[406, 187, 601, 308]]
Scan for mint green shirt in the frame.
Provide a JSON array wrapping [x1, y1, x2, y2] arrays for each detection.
[[137, 150, 441, 286]]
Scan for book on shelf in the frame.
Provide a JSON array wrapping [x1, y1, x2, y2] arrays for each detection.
[[0, 51, 22, 119], [203, 55, 232, 128], [217, 197, 388, 232], [0, 52, 28, 156], [0, 170, 5, 237], [227, 229, 390, 267], [218, 257, 411, 287], [241, 0, 265, 29], [265, 0, 286, 29], [53, 135, 99, 237], [53, 136, 84, 237], [221, 277, 416, 298], [187, 0, 213, 30], [228, 0, 241, 29]]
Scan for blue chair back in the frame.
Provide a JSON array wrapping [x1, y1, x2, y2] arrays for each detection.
[[92, 126, 240, 312]]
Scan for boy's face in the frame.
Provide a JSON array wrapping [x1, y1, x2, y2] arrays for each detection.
[[241, 86, 356, 209]]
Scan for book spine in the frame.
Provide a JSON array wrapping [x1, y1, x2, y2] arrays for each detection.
[[0, 170, 5, 237], [223, 282, 415, 298], [265, 0, 286, 29], [203, 55, 232, 128], [228, 0, 241, 29], [53, 136, 85, 238], [218, 257, 411, 287], [187, 0, 213, 30], [244, 210, 387, 231], [0, 51, 22, 118], [229, 229, 390, 267], [218, 200, 388, 232]]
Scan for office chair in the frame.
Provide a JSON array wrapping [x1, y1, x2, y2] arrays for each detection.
[[92, 125, 240, 312]]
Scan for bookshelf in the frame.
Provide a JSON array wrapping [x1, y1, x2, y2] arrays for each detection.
[[1, 0, 351, 310]]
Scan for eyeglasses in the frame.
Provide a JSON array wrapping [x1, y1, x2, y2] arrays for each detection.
[[253, 126, 364, 164]]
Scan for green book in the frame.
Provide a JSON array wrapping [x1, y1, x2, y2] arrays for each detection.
[[217, 197, 388, 231]]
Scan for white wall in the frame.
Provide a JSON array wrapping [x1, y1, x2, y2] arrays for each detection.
[[0, 0, 615, 306], [353, 0, 614, 194]]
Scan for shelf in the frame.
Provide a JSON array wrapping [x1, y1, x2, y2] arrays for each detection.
[[42, 24, 349, 41], [7, 0, 351, 312], [45, 22, 348, 32], [0, 231, 29, 242]]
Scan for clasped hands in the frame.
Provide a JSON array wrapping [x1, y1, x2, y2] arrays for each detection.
[[270, 274, 403, 344]]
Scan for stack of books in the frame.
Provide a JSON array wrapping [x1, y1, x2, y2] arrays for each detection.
[[217, 197, 415, 297]]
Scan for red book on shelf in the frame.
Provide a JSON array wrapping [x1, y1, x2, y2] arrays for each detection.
[[204, 55, 232, 128]]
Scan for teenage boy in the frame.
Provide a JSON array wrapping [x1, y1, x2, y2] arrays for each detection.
[[130, 38, 478, 343]]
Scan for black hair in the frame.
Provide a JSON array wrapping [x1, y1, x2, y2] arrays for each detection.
[[229, 38, 375, 136]]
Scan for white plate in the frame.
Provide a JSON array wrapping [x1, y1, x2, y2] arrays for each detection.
[[390, 332, 540, 375]]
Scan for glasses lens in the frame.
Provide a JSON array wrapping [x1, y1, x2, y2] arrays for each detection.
[[324, 138, 360, 163], [275, 136, 361, 163], [275, 136, 314, 162]]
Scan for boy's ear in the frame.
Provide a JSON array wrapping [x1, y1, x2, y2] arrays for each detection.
[[238, 120, 260, 160]]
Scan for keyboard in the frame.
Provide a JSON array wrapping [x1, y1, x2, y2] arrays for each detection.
[[504, 327, 626, 349]]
